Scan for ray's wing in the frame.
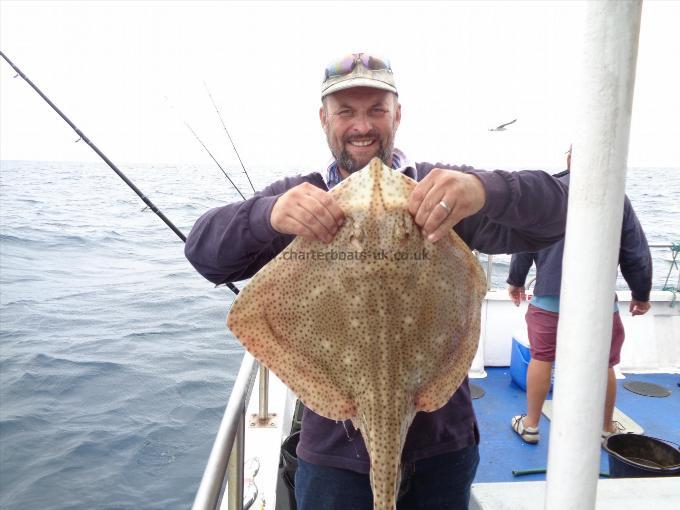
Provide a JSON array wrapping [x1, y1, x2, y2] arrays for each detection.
[[226, 238, 359, 420], [411, 231, 486, 411]]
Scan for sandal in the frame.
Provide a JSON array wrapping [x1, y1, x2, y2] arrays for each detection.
[[511, 414, 540, 444]]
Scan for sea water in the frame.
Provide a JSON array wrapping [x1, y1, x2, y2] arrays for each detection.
[[1, 161, 678, 509]]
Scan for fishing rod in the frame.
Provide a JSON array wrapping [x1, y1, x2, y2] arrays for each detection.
[[163, 96, 248, 200], [203, 81, 257, 194], [0, 50, 240, 296], [178, 115, 247, 201]]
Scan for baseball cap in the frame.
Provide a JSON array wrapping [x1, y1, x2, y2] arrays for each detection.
[[321, 53, 397, 98]]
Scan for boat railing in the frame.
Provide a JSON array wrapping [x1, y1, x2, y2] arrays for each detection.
[[192, 353, 270, 510], [650, 243, 680, 295]]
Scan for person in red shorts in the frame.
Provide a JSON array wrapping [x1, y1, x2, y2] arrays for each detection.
[[506, 149, 652, 444]]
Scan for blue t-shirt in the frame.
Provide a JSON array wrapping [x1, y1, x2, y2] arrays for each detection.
[[531, 295, 619, 313]]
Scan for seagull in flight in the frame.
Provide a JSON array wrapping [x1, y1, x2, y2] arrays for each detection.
[[489, 118, 517, 131]]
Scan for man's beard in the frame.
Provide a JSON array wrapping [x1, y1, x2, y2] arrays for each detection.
[[328, 132, 395, 174]]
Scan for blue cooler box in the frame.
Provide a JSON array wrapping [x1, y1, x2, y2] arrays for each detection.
[[510, 333, 531, 391], [510, 331, 554, 392]]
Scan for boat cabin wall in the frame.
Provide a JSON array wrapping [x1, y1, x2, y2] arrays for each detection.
[[471, 290, 680, 376]]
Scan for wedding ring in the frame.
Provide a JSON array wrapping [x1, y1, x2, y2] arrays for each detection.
[[438, 201, 451, 214]]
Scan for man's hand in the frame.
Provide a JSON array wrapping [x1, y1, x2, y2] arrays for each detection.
[[408, 169, 486, 243], [508, 285, 526, 307], [629, 299, 651, 316], [271, 182, 345, 243]]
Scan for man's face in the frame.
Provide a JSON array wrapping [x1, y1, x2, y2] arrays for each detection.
[[320, 87, 401, 177]]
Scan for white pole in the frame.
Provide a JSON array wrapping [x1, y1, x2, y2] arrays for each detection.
[[545, 2, 642, 510]]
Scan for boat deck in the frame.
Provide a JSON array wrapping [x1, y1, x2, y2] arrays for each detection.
[[472, 367, 680, 483]]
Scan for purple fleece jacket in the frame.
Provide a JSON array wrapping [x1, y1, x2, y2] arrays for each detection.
[[185, 161, 568, 473]]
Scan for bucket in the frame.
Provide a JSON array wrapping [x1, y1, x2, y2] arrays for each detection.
[[603, 433, 680, 478], [281, 430, 300, 480], [277, 430, 300, 510]]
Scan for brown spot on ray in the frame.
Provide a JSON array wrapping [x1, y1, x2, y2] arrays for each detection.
[[227, 158, 487, 510]]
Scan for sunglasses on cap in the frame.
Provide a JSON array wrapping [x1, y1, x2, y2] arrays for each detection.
[[324, 53, 392, 80]]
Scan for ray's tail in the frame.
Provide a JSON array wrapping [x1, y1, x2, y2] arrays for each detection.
[[357, 401, 415, 510]]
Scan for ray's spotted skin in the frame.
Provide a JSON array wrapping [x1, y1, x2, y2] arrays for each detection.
[[227, 158, 487, 510]]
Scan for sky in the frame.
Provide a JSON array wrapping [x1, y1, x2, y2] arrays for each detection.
[[1, 0, 679, 172]]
